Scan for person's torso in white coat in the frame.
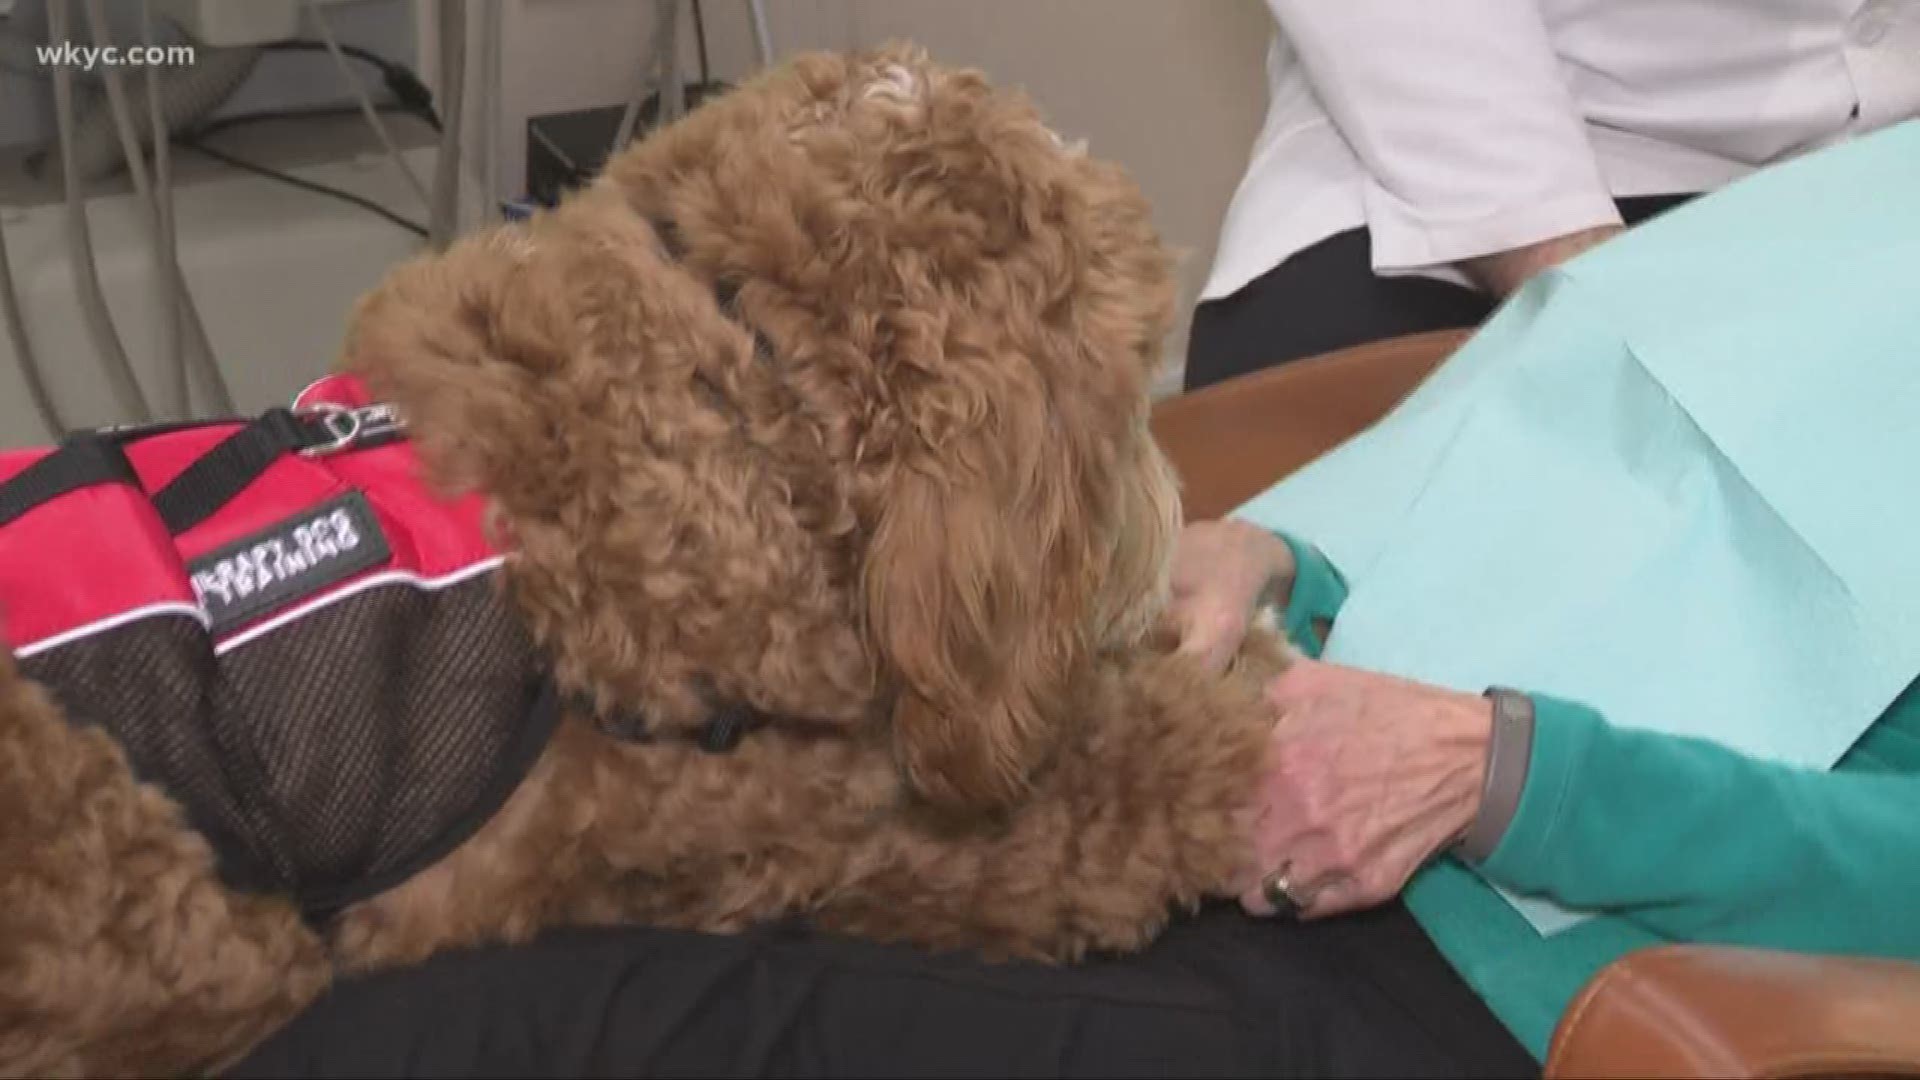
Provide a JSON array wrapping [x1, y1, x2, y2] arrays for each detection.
[[1203, 0, 1920, 300]]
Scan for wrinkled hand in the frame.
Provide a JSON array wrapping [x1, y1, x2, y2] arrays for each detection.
[[1241, 658, 1493, 919], [1166, 520, 1295, 675]]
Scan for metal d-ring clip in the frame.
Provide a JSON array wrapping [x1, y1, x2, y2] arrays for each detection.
[[295, 401, 405, 458], [295, 401, 361, 457]]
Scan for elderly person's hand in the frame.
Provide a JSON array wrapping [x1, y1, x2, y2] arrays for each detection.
[[1166, 520, 1296, 675], [1242, 659, 1494, 920]]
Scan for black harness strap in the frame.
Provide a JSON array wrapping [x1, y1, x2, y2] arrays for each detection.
[[571, 687, 771, 754], [0, 434, 140, 530], [152, 409, 321, 535], [152, 399, 408, 534], [153, 404, 406, 535], [695, 699, 764, 753], [1, 403, 407, 535]]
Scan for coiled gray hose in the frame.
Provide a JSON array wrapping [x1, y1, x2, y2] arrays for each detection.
[[0, 210, 68, 436], [614, 1, 680, 153], [429, 0, 466, 251], [47, 0, 149, 422], [140, 0, 186, 418], [748, 0, 774, 69], [477, 0, 502, 223], [79, 0, 236, 417], [31, 2, 256, 423]]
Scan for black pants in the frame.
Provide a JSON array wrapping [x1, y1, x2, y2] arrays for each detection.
[[231, 902, 1535, 1078], [1185, 194, 1698, 392]]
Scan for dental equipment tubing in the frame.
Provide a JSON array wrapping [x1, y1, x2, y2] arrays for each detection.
[[47, 0, 150, 422], [82, 0, 235, 415], [5, 0, 473, 435], [428, 0, 465, 250]]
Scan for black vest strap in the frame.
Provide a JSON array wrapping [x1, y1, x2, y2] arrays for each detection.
[[568, 689, 770, 754], [0, 434, 139, 530], [1, 402, 407, 536], [152, 405, 408, 536], [152, 409, 322, 535]]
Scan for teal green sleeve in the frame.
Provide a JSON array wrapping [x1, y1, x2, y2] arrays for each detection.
[[1482, 696, 1920, 956], [1273, 531, 1348, 659]]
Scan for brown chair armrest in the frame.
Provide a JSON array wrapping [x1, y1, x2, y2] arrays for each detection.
[[1546, 945, 1920, 1079], [1149, 329, 1469, 522]]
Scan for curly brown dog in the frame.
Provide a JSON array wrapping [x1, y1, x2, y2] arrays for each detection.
[[0, 44, 1293, 1076]]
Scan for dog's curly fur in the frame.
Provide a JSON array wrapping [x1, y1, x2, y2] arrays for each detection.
[[0, 648, 329, 1077], [0, 44, 1291, 1075]]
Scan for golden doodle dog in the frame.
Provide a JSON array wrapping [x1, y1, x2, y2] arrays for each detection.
[[0, 44, 1294, 1076]]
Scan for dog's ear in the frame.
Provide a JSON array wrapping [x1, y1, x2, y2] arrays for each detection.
[[862, 363, 1102, 817]]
